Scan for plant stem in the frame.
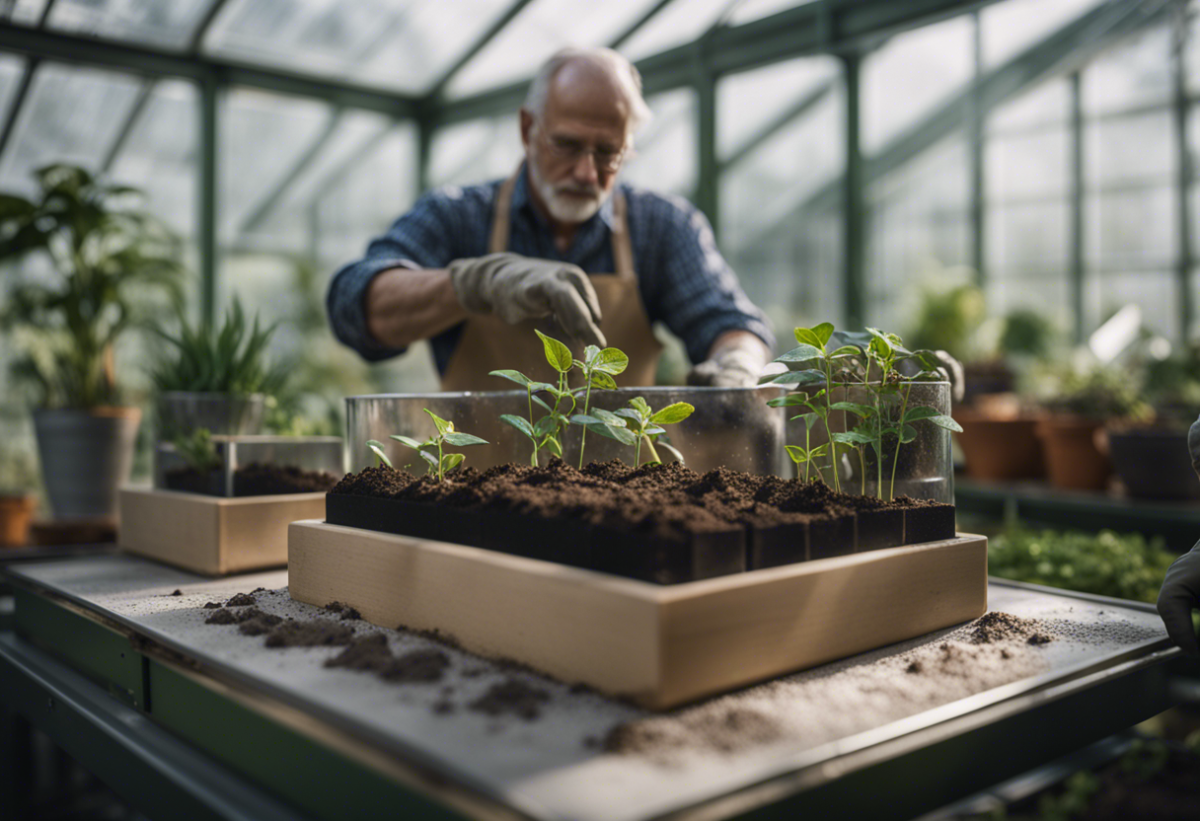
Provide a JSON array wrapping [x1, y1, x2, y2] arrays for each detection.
[[822, 364, 841, 493], [643, 435, 661, 464], [889, 381, 913, 502], [804, 425, 811, 482], [634, 430, 642, 466], [527, 386, 538, 466], [858, 447, 866, 495], [578, 376, 593, 469], [436, 437, 444, 483]]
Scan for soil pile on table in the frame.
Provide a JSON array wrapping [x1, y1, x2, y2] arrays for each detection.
[[329, 459, 927, 542], [164, 463, 338, 497], [469, 678, 551, 720], [264, 619, 355, 647]]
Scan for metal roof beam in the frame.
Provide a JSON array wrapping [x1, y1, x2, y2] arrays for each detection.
[[432, 0, 1005, 127], [188, 0, 233, 53], [0, 57, 37, 168], [721, 80, 833, 170], [100, 78, 154, 174], [298, 120, 401, 211], [425, 0, 537, 100], [608, 0, 675, 50], [239, 110, 345, 235], [36, 0, 55, 27], [0, 20, 417, 118]]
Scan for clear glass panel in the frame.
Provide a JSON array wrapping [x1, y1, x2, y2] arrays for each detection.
[[716, 55, 839, 160], [728, 0, 819, 26], [1081, 23, 1171, 115], [46, 0, 215, 50], [428, 114, 521, 189], [1188, 0, 1200, 97], [986, 77, 1069, 135], [1085, 185, 1176, 270], [107, 79, 198, 239], [6, 0, 48, 25], [986, 200, 1068, 274], [217, 87, 332, 243], [621, 88, 696, 197], [720, 82, 844, 337], [619, 0, 736, 62], [861, 15, 973, 153], [204, 0, 513, 94], [1094, 270, 1178, 341], [865, 135, 970, 332], [446, 0, 662, 99], [0, 54, 25, 126], [980, 0, 1103, 69], [987, 126, 1069, 202], [986, 270, 1071, 332], [0, 62, 142, 197], [1086, 109, 1173, 187]]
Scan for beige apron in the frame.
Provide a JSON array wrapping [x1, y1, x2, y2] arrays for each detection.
[[440, 168, 663, 391]]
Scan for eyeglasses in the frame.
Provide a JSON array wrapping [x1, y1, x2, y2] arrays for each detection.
[[541, 133, 627, 173]]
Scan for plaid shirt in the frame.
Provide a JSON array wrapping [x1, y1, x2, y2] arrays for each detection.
[[326, 164, 774, 374]]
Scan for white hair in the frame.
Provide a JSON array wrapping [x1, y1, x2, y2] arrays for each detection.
[[523, 47, 653, 138]]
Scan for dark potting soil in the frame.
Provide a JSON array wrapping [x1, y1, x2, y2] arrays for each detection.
[[238, 612, 285, 636], [203, 601, 223, 609], [468, 678, 551, 720], [226, 593, 256, 607], [323, 601, 362, 621], [327, 459, 956, 583], [264, 620, 355, 648], [205, 606, 271, 626], [164, 463, 339, 497]]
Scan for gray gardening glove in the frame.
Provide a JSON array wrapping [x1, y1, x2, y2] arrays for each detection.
[[687, 334, 770, 388], [928, 349, 965, 404], [448, 253, 605, 348], [1158, 540, 1200, 660], [1189, 415, 1200, 480]]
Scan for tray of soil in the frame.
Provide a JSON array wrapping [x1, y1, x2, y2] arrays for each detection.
[[155, 435, 343, 497], [163, 462, 340, 497], [324, 459, 957, 584]]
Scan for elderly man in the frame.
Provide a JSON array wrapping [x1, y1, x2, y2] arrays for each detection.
[[327, 47, 773, 390]]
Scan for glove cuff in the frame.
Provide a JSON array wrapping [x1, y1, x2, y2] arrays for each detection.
[[448, 253, 520, 315]]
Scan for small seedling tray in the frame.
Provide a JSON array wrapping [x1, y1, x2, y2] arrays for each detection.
[[289, 520, 987, 709], [119, 487, 325, 575]]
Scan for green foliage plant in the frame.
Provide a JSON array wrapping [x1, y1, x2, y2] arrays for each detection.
[[592, 396, 693, 466], [366, 439, 393, 469], [1040, 365, 1151, 423], [491, 330, 628, 467], [761, 323, 961, 500], [389, 409, 488, 482], [173, 428, 222, 473], [0, 164, 186, 408], [149, 297, 285, 396]]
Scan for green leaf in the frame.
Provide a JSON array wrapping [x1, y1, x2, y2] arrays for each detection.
[[650, 402, 694, 425], [592, 347, 629, 376], [785, 445, 808, 464], [389, 434, 424, 450], [767, 394, 813, 408], [629, 396, 651, 418], [536, 329, 573, 373], [590, 408, 627, 427], [441, 452, 465, 472], [533, 416, 558, 437], [531, 395, 552, 413], [902, 406, 942, 423], [542, 437, 563, 457], [590, 423, 638, 446], [488, 369, 531, 387], [657, 441, 685, 464], [644, 425, 666, 435], [529, 381, 556, 394], [798, 412, 820, 430], [793, 327, 824, 349], [500, 414, 534, 438], [423, 408, 451, 436], [419, 450, 439, 467], [828, 345, 862, 358], [773, 343, 822, 364], [614, 407, 643, 422], [366, 439, 393, 469], [832, 431, 874, 444], [926, 414, 964, 433], [829, 401, 875, 418], [570, 414, 602, 426], [583, 345, 601, 366], [813, 322, 835, 346], [443, 432, 489, 447], [899, 424, 918, 444], [760, 369, 826, 387], [589, 370, 618, 390]]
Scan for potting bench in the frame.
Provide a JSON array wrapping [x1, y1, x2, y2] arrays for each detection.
[[0, 553, 1190, 821]]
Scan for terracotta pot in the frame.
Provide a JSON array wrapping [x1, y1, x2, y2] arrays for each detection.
[[0, 494, 36, 547], [1035, 416, 1111, 491], [953, 406, 1045, 481]]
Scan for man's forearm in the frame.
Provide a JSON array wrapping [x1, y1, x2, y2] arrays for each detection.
[[365, 267, 467, 349], [707, 329, 771, 361]]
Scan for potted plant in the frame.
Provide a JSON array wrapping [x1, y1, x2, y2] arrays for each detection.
[[0, 441, 39, 547], [1106, 341, 1200, 500], [149, 297, 283, 440], [0, 165, 185, 519], [1036, 365, 1150, 491]]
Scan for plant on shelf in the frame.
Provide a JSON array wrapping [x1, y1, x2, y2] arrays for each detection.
[[173, 428, 222, 474], [388, 409, 488, 482], [0, 164, 186, 518], [490, 330, 629, 467], [576, 395, 694, 466], [761, 324, 960, 500]]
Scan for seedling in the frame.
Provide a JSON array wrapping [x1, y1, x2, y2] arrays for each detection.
[[491, 330, 628, 467], [389, 409, 488, 482], [173, 428, 222, 473], [575, 396, 693, 466], [366, 439, 393, 469]]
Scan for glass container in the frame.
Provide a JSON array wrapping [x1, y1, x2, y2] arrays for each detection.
[[155, 435, 344, 497]]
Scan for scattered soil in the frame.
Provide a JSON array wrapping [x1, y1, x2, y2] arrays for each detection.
[[264, 620, 355, 648], [468, 678, 551, 720], [604, 706, 782, 758], [170, 589, 182, 596], [381, 649, 451, 683], [164, 462, 339, 497], [238, 612, 285, 636], [226, 593, 256, 607], [323, 601, 360, 619], [324, 633, 393, 673], [202, 601, 223, 609], [205, 606, 272, 626], [968, 612, 1052, 646]]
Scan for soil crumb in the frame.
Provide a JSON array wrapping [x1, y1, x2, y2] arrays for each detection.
[[226, 593, 257, 607], [264, 619, 355, 647], [324, 634, 393, 672], [170, 589, 182, 596], [340, 608, 362, 621], [238, 612, 285, 636], [202, 601, 223, 609], [323, 601, 346, 613], [205, 606, 272, 626], [381, 649, 451, 683], [968, 611, 1052, 645], [469, 679, 550, 720]]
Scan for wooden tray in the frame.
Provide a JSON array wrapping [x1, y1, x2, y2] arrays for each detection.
[[119, 488, 325, 575], [289, 520, 987, 709]]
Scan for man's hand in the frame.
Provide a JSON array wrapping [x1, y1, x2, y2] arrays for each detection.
[[687, 331, 770, 388], [448, 253, 605, 348], [1159, 542, 1200, 659]]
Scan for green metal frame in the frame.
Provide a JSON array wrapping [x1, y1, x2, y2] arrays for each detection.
[[1068, 70, 1085, 345]]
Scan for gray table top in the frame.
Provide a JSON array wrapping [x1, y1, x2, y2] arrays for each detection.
[[6, 554, 1171, 821]]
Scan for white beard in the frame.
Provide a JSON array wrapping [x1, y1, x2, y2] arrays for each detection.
[[527, 147, 609, 224]]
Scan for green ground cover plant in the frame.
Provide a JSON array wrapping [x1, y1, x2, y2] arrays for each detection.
[[379, 409, 488, 482]]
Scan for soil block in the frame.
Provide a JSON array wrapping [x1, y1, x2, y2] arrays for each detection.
[[808, 510, 855, 560], [747, 521, 808, 570], [164, 467, 224, 496], [590, 525, 745, 585], [324, 493, 485, 547], [479, 510, 593, 568], [854, 508, 906, 552], [902, 501, 957, 545], [165, 463, 338, 498]]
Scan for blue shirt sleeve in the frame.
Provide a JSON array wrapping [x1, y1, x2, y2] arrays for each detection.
[[641, 195, 775, 364], [325, 190, 472, 363]]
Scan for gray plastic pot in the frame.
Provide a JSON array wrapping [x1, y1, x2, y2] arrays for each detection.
[[33, 407, 141, 519], [1107, 426, 1200, 501]]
